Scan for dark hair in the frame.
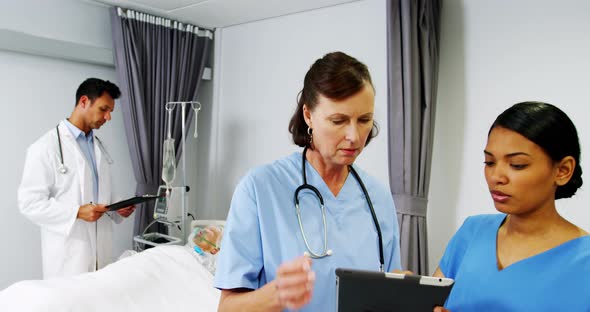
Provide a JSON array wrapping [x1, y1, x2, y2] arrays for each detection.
[[489, 101, 583, 199], [75, 78, 121, 106], [288, 51, 379, 148]]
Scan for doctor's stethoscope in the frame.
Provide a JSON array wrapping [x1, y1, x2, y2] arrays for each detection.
[[294, 147, 385, 272], [56, 125, 114, 174]]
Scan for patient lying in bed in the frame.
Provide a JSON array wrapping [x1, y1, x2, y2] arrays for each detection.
[[0, 224, 224, 312]]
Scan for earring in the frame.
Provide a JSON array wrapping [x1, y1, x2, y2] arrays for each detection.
[[307, 127, 313, 146]]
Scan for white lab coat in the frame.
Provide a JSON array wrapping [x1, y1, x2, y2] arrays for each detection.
[[18, 121, 123, 279]]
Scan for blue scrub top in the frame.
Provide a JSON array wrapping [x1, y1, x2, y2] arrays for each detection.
[[440, 214, 590, 311], [214, 152, 401, 312]]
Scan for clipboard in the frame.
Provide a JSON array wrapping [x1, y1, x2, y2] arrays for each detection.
[[336, 268, 454, 312], [106, 194, 162, 211]]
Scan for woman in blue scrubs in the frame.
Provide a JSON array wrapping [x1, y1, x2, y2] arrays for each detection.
[[433, 102, 590, 311], [214, 52, 402, 312]]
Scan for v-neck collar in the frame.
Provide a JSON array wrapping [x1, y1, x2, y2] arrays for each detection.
[[494, 215, 590, 272], [303, 156, 355, 201]]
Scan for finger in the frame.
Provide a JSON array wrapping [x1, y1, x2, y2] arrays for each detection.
[[278, 284, 311, 303], [277, 271, 315, 302], [282, 288, 313, 310], [94, 205, 109, 212], [284, 286, 313, 310], [277, 270, 315, 289], [90, 213, 101, 221], [118, 209, 132, 217], [277, 256, 311, 275]]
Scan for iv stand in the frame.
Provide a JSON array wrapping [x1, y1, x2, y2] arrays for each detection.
[[164, 101, 201, 244]]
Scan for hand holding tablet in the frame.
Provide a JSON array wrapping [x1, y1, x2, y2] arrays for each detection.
[[106, 194, 162, 211]]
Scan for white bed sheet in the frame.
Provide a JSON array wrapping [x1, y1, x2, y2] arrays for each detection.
[[0, 245, 220, 312]]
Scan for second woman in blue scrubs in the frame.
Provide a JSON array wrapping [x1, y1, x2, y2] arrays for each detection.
[[433, 102, 590, 311]]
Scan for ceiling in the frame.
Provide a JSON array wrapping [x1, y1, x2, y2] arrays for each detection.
[[87, 0, 360, 29]]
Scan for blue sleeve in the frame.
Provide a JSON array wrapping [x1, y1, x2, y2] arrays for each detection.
[[439, 216, 477, 279], [387, 194, 402, 272], [213, 173, 263, 290]]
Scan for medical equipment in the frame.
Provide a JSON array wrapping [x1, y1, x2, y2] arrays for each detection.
[[133, 185, 186, 250], [55, 125, 114, 174], [134, 101, 201, 250], [153, 185, 185, 222], [94, 136, 114, 164], [162, 104, 176, 196], [192, 102, 201, 138], [294, 147, 385, 272], [56, 126, 67, 174]]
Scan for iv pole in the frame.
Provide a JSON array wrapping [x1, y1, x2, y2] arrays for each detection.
[[164, 101, 201, 244]]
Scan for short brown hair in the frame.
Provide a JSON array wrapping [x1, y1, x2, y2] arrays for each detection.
[[288, 51, 378, 148], [75, 78, 121, 106]]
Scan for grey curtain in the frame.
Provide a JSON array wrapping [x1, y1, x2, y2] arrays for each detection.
[[386, 0, 442, 274], [110, 8, 212, 236]]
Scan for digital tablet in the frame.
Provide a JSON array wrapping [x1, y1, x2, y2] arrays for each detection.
[[106, 194, 162, 211], [335, 268, 454, 312]]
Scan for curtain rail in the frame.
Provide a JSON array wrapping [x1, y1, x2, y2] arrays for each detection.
[[116, 7, 213, 39]]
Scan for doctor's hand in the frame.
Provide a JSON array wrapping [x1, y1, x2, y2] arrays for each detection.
[[274, 255, 315, 310], [77, 203, 108, 222], [117, 205, 136, 218], [434, 306, 450, 312]]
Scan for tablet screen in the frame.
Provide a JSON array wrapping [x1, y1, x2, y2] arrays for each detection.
[[336, 268, 453, 312]]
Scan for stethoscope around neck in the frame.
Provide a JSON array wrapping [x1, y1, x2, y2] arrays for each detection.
[[56, 124, 114, 174], [294, 147, 385, 272]]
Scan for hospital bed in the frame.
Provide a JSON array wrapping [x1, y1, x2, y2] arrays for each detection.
[[0, 220, 223, 312]]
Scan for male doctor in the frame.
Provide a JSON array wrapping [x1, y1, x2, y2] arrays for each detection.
[[18, 78, 135, 278]]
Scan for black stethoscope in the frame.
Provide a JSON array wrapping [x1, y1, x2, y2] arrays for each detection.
[[56, 124, 114, 174], [294, 147, 385, 272]]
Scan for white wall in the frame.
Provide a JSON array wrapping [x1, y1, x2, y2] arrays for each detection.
[[428, 0, 590, 273], [0, 0, 112, 49], [0, 0, 136, 289], [204, 0, 390, 219]]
